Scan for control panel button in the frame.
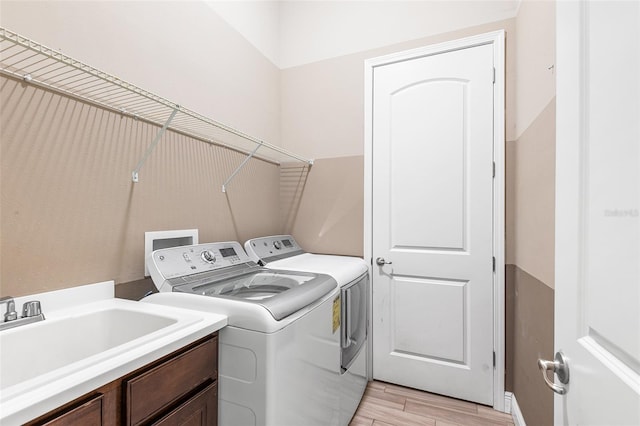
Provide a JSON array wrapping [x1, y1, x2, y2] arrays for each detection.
[[183, 252, 191, 262], [273, 241, 282, 250], [201, 250, 216, 264]]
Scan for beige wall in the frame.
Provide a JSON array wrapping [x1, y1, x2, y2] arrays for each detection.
[[278, 1, 518, 69], [0, 76, 282, 297], [507, 100, 556, 288], [504, 1, 556, 424], [504, 98, 555, 424], [0, 1, 285, 297], [509, 0, 556, 288], [281, 156, 364, 256], [505, 264, 554, 426], [281, 19, 517, 160], [0, 1, 281, 144], [515, 0, 556, 140]]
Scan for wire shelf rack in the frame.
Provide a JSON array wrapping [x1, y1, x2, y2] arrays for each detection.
[[0, 27, 313, 190]]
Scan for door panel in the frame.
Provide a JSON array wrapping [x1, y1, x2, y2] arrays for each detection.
[[555, 1, 640, 423], [372, 42, 496, 405], [390, 80, 467, 250], [392, 277, 467, 363]]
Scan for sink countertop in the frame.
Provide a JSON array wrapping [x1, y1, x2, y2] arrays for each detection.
[[0, 281, 227, 425]]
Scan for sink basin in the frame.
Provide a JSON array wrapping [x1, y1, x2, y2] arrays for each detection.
[[0, 308, 177, 389], [0, 293, 227, 426]]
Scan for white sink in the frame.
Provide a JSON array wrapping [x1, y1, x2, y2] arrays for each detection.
[[0, 287, 227, 425], [0, 308, 177, 389]]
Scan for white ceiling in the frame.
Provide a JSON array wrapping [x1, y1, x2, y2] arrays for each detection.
[[206, 0, 521, 69]]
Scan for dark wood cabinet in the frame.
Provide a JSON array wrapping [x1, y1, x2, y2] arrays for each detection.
[[154, 382, 217, 426], [26, 333, 218, 426], [125, 335, 218, 425], [38, 394, 104, 426]]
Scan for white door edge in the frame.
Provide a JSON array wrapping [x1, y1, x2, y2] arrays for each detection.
[[363, 29, 506, 412]]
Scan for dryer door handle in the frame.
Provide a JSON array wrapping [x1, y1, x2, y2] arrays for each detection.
[[341, 291, 352, 349]]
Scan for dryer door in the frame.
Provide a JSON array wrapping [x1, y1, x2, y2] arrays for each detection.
[[341, 273, 368, 372]]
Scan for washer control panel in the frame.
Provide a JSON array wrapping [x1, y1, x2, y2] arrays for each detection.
[[245, 235, 304, 263], [150, 241, 249, 280]]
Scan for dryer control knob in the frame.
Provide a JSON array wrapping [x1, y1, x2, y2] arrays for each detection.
[[201, 250, 216, 263], [273, 241, 282, 250]]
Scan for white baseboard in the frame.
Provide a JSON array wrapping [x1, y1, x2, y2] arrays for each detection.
[[504, 391, 512, 414], [505, 392, 526, 426]]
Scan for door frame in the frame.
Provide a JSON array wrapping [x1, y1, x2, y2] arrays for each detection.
[[363, 30, 506, 411]]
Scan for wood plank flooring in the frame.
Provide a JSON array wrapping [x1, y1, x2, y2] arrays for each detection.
[[350, 381, 515, 426]]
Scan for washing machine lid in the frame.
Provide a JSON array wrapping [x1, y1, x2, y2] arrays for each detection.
[[148, 242, 337, 320], [265, 254, 367, 286], [172, 266, 336, 320]]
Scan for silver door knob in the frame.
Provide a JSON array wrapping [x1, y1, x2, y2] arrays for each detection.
[[376, 257, 392, 266], [538, 351, 569, 395]]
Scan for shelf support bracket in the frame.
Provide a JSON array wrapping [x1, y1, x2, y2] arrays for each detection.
[[222, 142, 264, 193], [132, 106, 179, 182]]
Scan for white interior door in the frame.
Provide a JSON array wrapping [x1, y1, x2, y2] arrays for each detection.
[[554, 1, 640, 424], [369, 35, 502, 406]]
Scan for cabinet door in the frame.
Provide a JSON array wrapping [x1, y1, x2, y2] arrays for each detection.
[[38, 394, 103, 426], [154, 382, 217, 426]]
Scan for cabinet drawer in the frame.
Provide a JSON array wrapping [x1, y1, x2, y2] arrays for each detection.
[[154, 381, 217, 426], [37, 393, 103, 426], [125, 337, 218, 425]]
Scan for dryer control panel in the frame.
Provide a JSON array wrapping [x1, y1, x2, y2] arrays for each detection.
[[149, 241, 251, 282], [245, 235, 305, 264]]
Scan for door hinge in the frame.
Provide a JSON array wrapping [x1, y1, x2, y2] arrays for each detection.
[[492, 67, 496, 84], [492, 161, 496, 178], [493, 351, 496, 367], [492, 257, 496, 272]]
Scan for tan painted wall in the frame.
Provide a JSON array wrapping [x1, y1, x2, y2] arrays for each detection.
[[0, 76, 282, 297], [509, 0, 556, 289], [0, 1, 281, 145], [505, 264, 554, 426], [281, 156, 364, 257], [281, 18, 517, 160], [0, 0, 286, 297], [504, 98, 555, 424], [504, 2, 555, 424], [515, 0, 556, 140], [507, 100, 556, 288]]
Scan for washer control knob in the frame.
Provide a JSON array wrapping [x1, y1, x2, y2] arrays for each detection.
[[273, 241, 282, 250], [201, 250, 216, 264]]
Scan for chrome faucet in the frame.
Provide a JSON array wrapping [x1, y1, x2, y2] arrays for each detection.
[[0, 297, 45, 331]]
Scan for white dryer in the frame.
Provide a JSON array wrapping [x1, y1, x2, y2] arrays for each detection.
[[245, 235, 368, 426], [145, 241, 342, 426]]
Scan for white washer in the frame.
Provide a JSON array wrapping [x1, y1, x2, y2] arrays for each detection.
[[145, 241, 342, 426], [245, 235, 368, 426]]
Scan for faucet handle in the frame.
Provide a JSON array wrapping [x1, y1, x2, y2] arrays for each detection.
[[22, 300, 43, 318], [0, 296, 18, 321]]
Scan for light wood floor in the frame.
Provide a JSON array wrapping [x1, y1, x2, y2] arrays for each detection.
[[350, 381, 515, 426]]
